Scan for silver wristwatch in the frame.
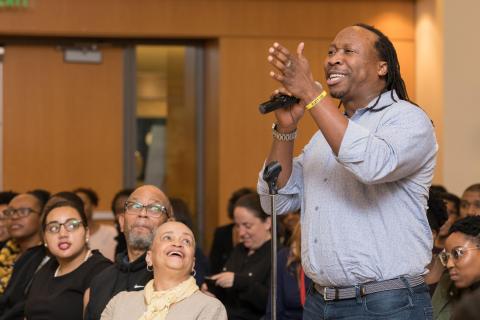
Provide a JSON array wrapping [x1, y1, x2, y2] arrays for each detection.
[[272, 123, 297, 141]]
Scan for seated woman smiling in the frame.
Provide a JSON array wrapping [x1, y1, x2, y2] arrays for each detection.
[[101, 221, 227, 320]]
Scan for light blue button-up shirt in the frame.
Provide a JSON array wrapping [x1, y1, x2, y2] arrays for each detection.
[[258, 90, 438, 287]]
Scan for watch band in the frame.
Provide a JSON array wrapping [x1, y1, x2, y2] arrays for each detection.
[[272, 123, 297, 141]]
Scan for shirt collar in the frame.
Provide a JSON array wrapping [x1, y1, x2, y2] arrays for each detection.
[[344, 90, 399, 118]]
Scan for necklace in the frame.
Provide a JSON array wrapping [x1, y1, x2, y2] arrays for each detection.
[[54, 249, 91, 277]]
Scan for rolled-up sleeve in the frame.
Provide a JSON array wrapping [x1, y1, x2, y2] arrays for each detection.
[[336, 105, 437, 185], [257, 153, 304, 215]]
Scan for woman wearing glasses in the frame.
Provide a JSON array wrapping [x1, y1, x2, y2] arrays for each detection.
[[24, 198, 111, 320], [432, 215, 480, 320]]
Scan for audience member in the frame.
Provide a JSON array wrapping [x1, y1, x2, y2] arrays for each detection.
[[85, 185, 171, 320], [111, 189, 134, 256], [425, 190, 448, 293], [266, 222, 311, 320], [0, 191, 49, 320], [0, 191, 18, 246], [25, 198, 111, 320], [278, 210, 300, 246], [432, 216, 480, 319], [0, 191, 19, 294], [436, 192, 461, 249], [451, 288, 480, 320], [170, 197, 209, 286], [459, 183, 480, 218], [204, 193, 271, 320], [74, 188, 117, 261], [101, 221, 227, 320], [430, 185, 448, 194], [209, 187, 255, 275]]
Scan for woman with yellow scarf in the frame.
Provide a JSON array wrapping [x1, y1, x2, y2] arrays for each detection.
[[101, 221, 227, 320]]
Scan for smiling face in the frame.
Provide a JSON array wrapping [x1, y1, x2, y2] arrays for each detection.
[[119, 185, 170, 251], [324, 26, 387, 109], [146, 221, 195, 279], [43, 206, 88, 262], [234, 206, 271, 250], [444, 232, 480, 288], [6, 194, 41, 242]]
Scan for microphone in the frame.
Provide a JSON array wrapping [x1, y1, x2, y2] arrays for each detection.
[[258, 94, 300, 114]]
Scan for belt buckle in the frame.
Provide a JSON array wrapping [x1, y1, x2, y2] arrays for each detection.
[[323, 287, 335, 301]]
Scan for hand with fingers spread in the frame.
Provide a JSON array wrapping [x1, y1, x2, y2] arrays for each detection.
[[267, 42, 324, 130]]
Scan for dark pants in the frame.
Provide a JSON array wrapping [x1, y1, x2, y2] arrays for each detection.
[[303, 282, 433, 320]]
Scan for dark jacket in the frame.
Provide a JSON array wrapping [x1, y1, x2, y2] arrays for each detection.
[[0, 245, 48, 320], [209, 223, 235, 275], [84, 251, 152, 320], [265, 247, 311, 320], [217, 240, 271, 320]]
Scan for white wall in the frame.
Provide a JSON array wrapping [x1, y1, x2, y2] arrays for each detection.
[[416, 0, 480, 196]]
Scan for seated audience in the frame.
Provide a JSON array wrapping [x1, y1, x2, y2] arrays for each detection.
[[74, 187, 117, 261], [170, 197, 209, 286], [85, 185, 170, 320], [279, 210, 299, 246], [425, 190, 448, 292], [0, 191, 19, 293], [432, 216, 480, 319], [204, 193, 271, 320], [209, 187, 255, 274], [25, 197, 111, 320], [266, 222, 311, 320], [101, 221, 227, 320], [111, 189, 134, 256], [436, 192, 461, 248], [459, 183, 480, 218], [0, 191, 49, 320]]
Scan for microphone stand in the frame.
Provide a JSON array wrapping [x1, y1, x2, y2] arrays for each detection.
[[263, 161, 282, 320]]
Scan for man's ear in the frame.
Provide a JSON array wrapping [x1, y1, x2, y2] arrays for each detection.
[[118, 213, 125, 233], [378, 61, 388, 77]]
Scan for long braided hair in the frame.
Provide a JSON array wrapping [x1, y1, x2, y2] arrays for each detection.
[[354, 23, 416, 109]]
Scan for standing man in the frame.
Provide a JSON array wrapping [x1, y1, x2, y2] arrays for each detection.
[[258, 24, 437, 319], [85, 185, 171, 320]]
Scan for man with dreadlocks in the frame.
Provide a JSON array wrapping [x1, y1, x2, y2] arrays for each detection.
[[257, 24, 437, 319]]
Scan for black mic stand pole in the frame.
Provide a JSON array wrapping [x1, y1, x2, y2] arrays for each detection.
[[263, 161, 282, 320]]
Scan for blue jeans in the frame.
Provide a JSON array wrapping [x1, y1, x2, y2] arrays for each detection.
[[303, 281, 433, 320]]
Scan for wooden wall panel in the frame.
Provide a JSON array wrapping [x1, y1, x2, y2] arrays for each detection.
[[0, 0, 414, 40], [3, 45, 124, 210]]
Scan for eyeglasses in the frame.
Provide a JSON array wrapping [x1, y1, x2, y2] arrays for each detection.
[[439, 246, 480, 267], [3, 207, 39, 218], [124, 201, 169, 219], [44, 218, 84, 234]]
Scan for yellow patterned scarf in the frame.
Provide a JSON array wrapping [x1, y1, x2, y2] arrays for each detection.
[[0, 240, 20, 294], [139, 276, 199, 320]]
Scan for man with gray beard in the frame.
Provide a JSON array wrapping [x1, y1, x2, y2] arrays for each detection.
[[85, 185, 171, 320]]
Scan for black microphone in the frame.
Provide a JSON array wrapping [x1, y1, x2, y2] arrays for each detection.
[[259, 94, 300, 114]]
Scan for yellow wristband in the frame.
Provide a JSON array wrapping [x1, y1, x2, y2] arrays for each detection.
[[305, 91, 327, 110]]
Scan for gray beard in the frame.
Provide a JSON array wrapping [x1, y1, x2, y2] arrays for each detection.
[[126, 232, 153, 251]]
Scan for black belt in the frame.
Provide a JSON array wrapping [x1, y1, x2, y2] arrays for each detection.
[[314, 275, 425, 301]]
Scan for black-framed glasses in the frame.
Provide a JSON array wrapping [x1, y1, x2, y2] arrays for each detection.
[[44, 218, 84, 234], [439, 245, 480, 267], [124, 201, 169, 219], [3, 207, 39, 218]]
